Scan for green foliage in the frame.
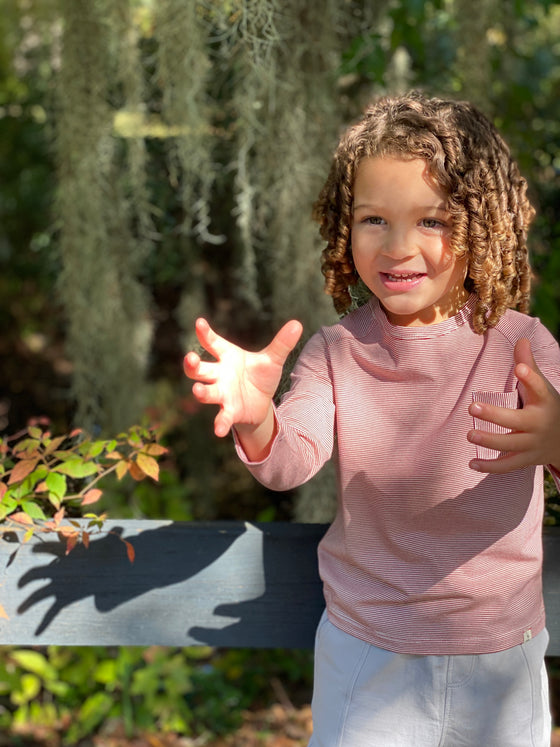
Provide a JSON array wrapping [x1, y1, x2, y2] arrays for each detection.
[[0, 422, 168, 551], [0, 645, 313, 743]]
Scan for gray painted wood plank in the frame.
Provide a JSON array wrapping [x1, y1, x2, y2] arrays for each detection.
[[1, 521, 559, 654], [0, 521, 326, 648]]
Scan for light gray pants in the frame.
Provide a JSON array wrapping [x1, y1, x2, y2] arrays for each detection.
[[309, 612, 551, 747]]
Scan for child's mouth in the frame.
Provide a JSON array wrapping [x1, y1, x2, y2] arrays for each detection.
[[380, 271, 426, 288]]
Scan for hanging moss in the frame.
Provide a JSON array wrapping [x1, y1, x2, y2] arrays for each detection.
[[454, 0, 498, 111], [55, 0, 152, 435], [153, 1, 218, 348]]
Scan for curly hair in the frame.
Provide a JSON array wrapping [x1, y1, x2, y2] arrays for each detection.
[[313, 91, 535, 333]]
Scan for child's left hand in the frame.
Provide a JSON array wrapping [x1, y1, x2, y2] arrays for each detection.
[[467, 338, 560, 473]]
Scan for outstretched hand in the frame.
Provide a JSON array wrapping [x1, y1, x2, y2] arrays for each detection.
[[468, 338, 560, 473], [183, 318, 303, 440]]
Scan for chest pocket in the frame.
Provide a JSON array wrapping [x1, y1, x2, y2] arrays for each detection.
[[471, 390, 519, 460]]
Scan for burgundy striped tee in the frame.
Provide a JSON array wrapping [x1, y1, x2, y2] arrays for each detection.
[[236, 295, 560, 654]]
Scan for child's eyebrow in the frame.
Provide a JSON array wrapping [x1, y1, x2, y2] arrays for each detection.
[[352, 203, 449, 213]]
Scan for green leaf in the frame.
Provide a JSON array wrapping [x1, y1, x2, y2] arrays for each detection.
[[11, 673, 41, 706], [94, 659, 118, 685], [0, 495, 18, 520], [45, 472, 67, 500], [11, 650, 58, 681], [53, 459, 100, 478], [75, 692, 113, 736], [20, 501, 47, 521]]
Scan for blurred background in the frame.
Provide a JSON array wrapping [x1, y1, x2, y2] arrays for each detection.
[[0, 1, 559, 744]]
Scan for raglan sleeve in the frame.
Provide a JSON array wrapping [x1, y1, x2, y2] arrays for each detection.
[[530, 320, 560, 490], [233, 329, 336, 491]]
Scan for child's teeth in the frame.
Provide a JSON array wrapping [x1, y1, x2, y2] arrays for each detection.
[[387, 273, 418, 282]]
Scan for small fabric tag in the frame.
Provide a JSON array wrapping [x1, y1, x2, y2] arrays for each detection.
[[523, 629, 532, 643]]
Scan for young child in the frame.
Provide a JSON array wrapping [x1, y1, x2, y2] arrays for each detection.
[[184, 92, 560, 746]]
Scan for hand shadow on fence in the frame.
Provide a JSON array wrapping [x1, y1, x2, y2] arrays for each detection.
[[14, 522, 326, 647]]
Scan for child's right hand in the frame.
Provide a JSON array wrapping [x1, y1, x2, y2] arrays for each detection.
[[183, 318, 303, 453]]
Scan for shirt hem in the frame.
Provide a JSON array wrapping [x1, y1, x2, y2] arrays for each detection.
[[326, 607, 547, 655]]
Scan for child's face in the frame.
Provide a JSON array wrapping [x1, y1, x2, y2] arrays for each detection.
[[351, 156, 469, 326]]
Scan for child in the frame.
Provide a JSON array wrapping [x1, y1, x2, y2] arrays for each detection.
[[184, 91, 560, 746]]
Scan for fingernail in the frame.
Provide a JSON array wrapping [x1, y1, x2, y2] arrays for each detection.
[[471, 402, 483, 415], [470, 460, 481, 472]]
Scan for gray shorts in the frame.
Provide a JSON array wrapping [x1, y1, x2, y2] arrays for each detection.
[[309, 611, 551, 747]]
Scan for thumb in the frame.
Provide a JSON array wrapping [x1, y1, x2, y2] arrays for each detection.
[[514, 337, 545, 406], [514, 337, 536, 374], [265, 320, 303, 366]]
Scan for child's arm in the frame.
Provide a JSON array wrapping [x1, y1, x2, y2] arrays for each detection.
[[467, 337, 560, 473], [183, 317, 303, 462]]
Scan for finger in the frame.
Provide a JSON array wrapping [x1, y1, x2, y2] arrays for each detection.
[[214, 409, 233, 438], [194, 318, 230, 359], [514, 338, 548, 406], [191, 381, 223, 406], [183, 353, 218, 383], [265, 320, 303, 366], [469, 452, 532, 474], [467, 428, 534, 454], [469, 401, 526, 431], [513, 337, 536, 375], [183, 351, 201, 378]]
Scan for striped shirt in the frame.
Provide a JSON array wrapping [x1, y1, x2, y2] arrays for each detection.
[[237, 295, 560, 654]]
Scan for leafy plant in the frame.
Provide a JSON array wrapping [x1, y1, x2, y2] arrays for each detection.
[[0, 421, 168, 554]]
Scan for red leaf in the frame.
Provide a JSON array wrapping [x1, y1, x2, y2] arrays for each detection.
[[128, 461, 145, 481], [82, 489, 102, 506], [8, 458, 39, 485], [57, 525, 79, 538], [82, 532, 90, 549], [10, 511, 34, 526], [124, 540, 135, 564], [65, 534, 78, 555]]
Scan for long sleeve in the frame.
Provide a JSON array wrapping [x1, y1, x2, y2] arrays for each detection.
[[234, 331, 336, 491]]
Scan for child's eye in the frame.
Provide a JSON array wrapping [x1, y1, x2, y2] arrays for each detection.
[[421, 217, 446, 229], [363, 216, 385, 225]]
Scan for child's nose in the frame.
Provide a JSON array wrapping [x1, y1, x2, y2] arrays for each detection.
[[383, 228, 416, 259]]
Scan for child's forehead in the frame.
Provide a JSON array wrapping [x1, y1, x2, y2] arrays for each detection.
[[352, 154, 444, 190]]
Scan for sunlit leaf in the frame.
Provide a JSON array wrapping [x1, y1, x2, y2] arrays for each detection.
[[82, 489, 102, 506], [128, 461, 145, 481], [22, 528, 35, 543], [104, 450, 122, 460], [20, 501, 47, 520], [136, 453, 159, 481], [8, 458, 39, 485], [43, 435, 67, 456], [144, 443, 168, 457], [53, 460, 100, 478], [46, 472, 67, 499], [0, 604, 9, 620], [11, 650, 58, 680], [9, 511, 33, 526], [116, 460, 128, 480]]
